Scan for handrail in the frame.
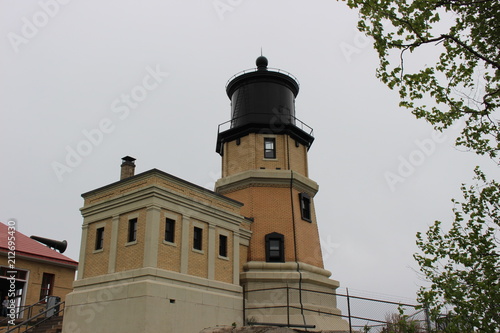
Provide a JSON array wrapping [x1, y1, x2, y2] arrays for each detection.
[[225, 67, 300, 88], [0, 297, 48, 328], [5, 301, 65, 333], [217, 113, 314, 137]]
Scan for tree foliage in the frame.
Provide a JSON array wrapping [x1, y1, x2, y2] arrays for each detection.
[[382, 311, 422, 333], [414, 168, 500, 332], [342, 1, 500, 331], [344, 0, 499, 160]]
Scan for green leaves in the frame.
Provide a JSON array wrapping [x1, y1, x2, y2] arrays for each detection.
[[342, 0, 500, 161], [342, 2, 500, 329], [414, 169, 500, 332]]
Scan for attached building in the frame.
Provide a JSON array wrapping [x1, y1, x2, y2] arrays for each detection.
[[0, 222, 77, 320], [63, 56, 348, 332]]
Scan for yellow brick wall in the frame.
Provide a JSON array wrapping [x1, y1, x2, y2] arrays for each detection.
[[223, 134, 308, 177], [286, 136, 308, 177], [290, 187, 323, 268], [0, 256, 76, 316], [224, 186, 323, 268], [83, 218, 111, 278], [214, 230, 233, 283], [188, 220, 208, 278], [157, 210, 182, 272], [115, 209, 146, 272], [84, 177, 155, 206]]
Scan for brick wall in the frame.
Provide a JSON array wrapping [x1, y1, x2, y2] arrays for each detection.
[[222, 134, 308, 177], [224, 186, 323, 268], [157, 210, 182, 272], [115, 209, 146, 272], [188, 220, 208, 278], [214, 230, 233, 283], [83, 218, 111, 278]]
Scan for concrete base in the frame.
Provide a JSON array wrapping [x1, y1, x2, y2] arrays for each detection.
[[240, 262, 349, 332], [62, 267, 243, 333]]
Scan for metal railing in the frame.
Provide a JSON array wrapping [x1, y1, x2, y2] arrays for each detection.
[[225, 67, 300, 88], [244, 286, 432, 332], [1, 297, 64, 333], [217, 113, 314, 137], [0, 298, 45, 327]]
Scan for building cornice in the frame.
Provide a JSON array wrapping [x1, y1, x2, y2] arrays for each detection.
[[80, 185, 247, 230], [82, 169, 242, 207], [214, 169, 319, 196]]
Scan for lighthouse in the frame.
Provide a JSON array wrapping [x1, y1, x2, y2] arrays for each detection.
[[216, 56, 347, 329], [62, 56, 347, 332]]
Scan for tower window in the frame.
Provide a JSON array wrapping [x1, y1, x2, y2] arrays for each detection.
[[193, 227, 203, 251], [264, 138, 276, 159], [299, 192, 312, 222], [128, 218, 137, 243], [219, 234, 228, 257], [265, 232, 284, 262], [165, 218, 175, 243], [40, 273, 55, 301], [95, 227, 104, 250]]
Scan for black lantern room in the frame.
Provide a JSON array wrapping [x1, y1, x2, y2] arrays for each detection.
[[216, 56, 314, 155]]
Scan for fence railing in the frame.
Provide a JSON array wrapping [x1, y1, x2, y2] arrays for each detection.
[[1, 296, 64, 333], [217, 113, 314, 137], [225, 67, 300, 88], [244, 286, 432, 333]]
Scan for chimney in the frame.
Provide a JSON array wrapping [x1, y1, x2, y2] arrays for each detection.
[[120, 156, 136, 180]]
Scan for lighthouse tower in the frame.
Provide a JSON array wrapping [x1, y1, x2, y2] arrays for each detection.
[[215, 56, 347, 329]]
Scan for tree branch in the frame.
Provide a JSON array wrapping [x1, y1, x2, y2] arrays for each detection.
[[442, 34, 500, 70], [388, 34, 500, 70]]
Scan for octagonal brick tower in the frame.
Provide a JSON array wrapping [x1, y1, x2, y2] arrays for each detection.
[[215, 56, 347, 330]]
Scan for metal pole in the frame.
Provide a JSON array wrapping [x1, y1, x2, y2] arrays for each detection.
[[346, 288, 353, 333], [286, 285, 290, 327]]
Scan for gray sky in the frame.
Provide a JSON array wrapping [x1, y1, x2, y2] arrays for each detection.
[[1, 0, 494, 305]]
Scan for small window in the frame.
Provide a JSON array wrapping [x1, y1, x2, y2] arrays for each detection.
[[40, 273, 55, 301], [219, 234, 228, 257], [264, 138, 276, 159], [265, 232, 284, 262], [165, 218, 175, 243], [95, 227, 104, 250], [299, 192, 312, 222], [0, 267, 27, 280], [128, 218, 137, 243], [193, 227, 203, 251]]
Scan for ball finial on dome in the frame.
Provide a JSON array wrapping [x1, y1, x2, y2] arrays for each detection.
[[256, 55, 268, 70]]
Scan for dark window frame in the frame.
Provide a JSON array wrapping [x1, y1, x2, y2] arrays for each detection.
[[265, 232, 285, 263], [95, 227, 104, 250], [264, 138, 276, 159], [165, 218, 175, 243], [0, 266, 28, 280], [127, 218, 138, 243], [39, 273, 55, 301], [219, 234, 228, 257], [193, 227, 203, 251], [299, 192, 312, 222]]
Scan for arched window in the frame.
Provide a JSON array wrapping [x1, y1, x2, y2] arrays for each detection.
[[265, 232, 284, 262]]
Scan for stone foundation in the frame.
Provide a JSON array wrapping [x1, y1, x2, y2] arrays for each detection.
[[241, 262, 349, 332], [62, 267, 244, 333]]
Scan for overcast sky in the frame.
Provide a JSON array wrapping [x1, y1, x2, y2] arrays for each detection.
[[1, 0, 495, 305]]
